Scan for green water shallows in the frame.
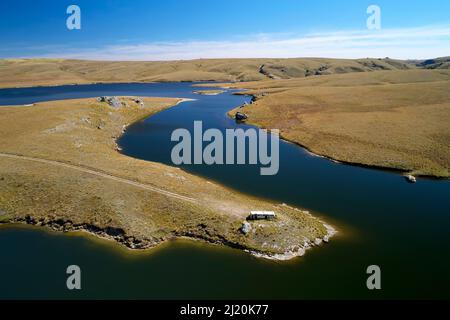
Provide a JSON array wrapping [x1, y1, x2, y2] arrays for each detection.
[[0, 83, 449, 299]]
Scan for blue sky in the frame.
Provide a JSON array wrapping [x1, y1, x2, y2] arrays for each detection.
[[0, 0, 449, 60]]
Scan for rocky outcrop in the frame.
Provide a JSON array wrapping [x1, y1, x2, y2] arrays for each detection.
[[259, 64, 281, 80], [240, 221, 251, 235], [11, 215, 157, 249], [134, 98, 145, 107], [97, 96, 122, 108], [235, 112, 248, 121]]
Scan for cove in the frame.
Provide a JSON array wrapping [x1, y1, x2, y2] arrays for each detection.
[[170, 120, 280, 175], [0, 82, 449, 299]]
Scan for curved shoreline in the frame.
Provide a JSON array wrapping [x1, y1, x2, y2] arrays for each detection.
[[111, 93, 338, 261], [0, 90, 337, 261], [2, 215, 337, 262], [226, 92, 450, 181], [5, 82, 416, 180], [0, 80, 224, 90]]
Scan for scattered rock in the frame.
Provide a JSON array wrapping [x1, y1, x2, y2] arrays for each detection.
[[108, 97, 121, 108], [240, 221, 252, 235], [235, 112, 248, 121], [97, 96, 122, 108], [405, 175, 417, 183], [80, 117, 91, 124], [134, 98, 145, 107], [13, 215, 153, 250]]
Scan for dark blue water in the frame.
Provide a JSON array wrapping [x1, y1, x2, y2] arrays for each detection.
[[0, 82, 204, 105], [1, 82, 449, 299]]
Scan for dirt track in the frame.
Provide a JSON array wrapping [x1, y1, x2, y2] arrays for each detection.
[[0, 152, 198, 204]]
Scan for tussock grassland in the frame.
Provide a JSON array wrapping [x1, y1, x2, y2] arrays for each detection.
[[1, 57, 447, 88], [0, 97, 331, 258], [193, 90, 225, 95], [1, 57, 448, 257], [226, 69, 450, 177]]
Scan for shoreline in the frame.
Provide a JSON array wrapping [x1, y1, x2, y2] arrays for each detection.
[[0, 93, 336, 262], [223, 90, 450, 181], [0, 80, 225, 91], [249, 224, 337, 261], [0, 215, 337, 262], [193, 90, 225, 96], [114, 95, 338, 261]]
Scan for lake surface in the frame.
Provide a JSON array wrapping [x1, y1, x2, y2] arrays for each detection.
[[0, 82, 449, 299]]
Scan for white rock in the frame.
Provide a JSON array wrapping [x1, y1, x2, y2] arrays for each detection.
[[240, 222, 252, 235]]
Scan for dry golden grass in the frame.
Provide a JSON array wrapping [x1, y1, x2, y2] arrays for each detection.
[[193, 90, 225, 95], [0, 57, 441, 88], [0, 97, 330, 257], [227, 70, 450, 177], [1, 57, 447, 255]]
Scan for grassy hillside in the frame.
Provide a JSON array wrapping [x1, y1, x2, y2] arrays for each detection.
[[228, 69, 450, 178], [0, 57, 447, 88], [413, 57, 450, 70], [1, 57, 448, 178]]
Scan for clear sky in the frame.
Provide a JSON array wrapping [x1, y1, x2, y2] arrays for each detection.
[[0, 0, 449, 60]]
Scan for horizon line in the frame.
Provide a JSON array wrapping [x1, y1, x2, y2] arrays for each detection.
[[2, 55, 448, 63]]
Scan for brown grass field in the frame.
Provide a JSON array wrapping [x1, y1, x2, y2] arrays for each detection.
[[1, 57, 447, 88], [0, 57, 448, 258], [0, 97, 331, 259], [226, 69, 450, 177]]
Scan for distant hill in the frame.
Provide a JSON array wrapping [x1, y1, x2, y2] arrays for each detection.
[[412, 57, 450, 69], [0, 57, 448, 88]]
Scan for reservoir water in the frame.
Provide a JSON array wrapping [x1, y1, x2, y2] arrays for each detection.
[[0, 82, 449, 299]]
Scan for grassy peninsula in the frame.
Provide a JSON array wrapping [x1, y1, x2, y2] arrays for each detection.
[[224, 69, 450, 178], [1, 56, 449, 260], [0, 97, 333, 260]]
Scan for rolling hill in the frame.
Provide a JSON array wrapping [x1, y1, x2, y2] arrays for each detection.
[[0, 57, 448, 88]]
